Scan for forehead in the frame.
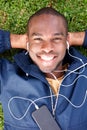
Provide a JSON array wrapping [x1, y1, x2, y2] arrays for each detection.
[[28, 14, 66, 34]]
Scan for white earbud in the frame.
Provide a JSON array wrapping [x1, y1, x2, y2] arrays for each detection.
[[66, 41, 69, 50], [25, 42, 29, 55], [27, 42, 29, 51]]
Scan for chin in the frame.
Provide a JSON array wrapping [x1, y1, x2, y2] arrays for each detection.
[[40, 67, 55, 73]]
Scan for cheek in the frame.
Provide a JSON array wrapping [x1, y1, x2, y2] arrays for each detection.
[[61, 47, 66, 56], [29, 44, 40, 53], [56, 45, 67, 60], [56, 44, 66, 53]]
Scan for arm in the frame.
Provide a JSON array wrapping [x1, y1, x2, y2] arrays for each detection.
[[68, 31, 85, 46], [10, 33, 27, 49]]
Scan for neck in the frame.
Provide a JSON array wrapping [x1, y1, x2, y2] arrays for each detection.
[[45, 63, 69, 79], [45, 65, 65, 79], [45, 71, 64, 79]]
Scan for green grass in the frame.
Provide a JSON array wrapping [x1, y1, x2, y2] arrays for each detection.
[[0, 0, 87, 129], [0, 105, 3, 130]]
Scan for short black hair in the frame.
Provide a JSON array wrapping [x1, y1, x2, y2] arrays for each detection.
[[27, 7, 68, 34]]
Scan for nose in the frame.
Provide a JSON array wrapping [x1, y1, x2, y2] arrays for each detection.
[[41, 41, 54, 53]]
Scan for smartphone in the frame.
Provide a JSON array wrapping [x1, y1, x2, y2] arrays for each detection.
[[32, 105, 61, 130]]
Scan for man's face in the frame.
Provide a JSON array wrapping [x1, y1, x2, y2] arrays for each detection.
[[28, 14, 68, 73]]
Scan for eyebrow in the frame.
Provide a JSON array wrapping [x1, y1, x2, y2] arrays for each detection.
[[32, 33, 42, 36], [53, 33, 65, 36]]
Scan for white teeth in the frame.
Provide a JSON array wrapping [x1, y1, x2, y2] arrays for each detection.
[[41, 55, 54, 61]]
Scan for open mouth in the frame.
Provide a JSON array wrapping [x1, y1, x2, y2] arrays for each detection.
[[36, 54, 59, 72]]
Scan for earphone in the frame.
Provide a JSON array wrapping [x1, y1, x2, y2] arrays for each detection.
[[27, 42, 29, 51], [66, 41, 69, 50], [8, 40, 87, 121], [25, 42, 29, 55]]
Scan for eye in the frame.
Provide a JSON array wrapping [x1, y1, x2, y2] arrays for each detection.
[[54, 37, 61, 40], [34, 38, 43, 41], [52, 37, 62, 42]]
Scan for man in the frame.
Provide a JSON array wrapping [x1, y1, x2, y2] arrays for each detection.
[[0, 7, 87, 130]]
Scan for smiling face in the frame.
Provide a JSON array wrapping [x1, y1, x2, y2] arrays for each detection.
[[27, 14, 68, 73]]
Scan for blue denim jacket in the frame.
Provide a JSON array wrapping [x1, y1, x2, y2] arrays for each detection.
[[1, 30, 87, 130]]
